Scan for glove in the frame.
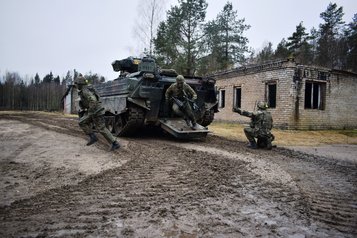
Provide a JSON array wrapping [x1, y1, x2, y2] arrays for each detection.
[[192, 100, 199, 111]]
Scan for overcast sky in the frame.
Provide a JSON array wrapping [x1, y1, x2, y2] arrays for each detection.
[[0, 0, 356, 81]]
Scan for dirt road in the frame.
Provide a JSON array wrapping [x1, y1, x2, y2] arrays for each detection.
[[0, 112, 356, 237]]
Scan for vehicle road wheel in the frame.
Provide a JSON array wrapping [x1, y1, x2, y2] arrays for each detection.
[[199, 108, 215, 126], [114, 104, 145, 136]]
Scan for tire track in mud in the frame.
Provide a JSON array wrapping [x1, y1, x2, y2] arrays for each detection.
[[0, 113, 355, 237], [198, 136, 357, 236], [1, 138, 313, 237], [273, 150, 357, 235]]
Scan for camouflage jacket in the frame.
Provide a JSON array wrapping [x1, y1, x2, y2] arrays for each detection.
[[241, 109, 273, 132], [78, 86, 103, 115], [165, 83, 197, 101]]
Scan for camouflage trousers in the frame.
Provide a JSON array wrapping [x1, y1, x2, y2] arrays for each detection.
[[79, 113, 116, 144], [172, 101, 196, 123], [244, 127, 272, 142]]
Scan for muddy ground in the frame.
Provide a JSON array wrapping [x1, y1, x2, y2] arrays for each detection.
[[0, 112, 356, 238]]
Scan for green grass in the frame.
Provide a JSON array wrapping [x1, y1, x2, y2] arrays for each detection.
[[209, 121, 357, 146]]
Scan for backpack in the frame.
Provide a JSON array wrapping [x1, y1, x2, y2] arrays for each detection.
[[261, 111, 273, 130]]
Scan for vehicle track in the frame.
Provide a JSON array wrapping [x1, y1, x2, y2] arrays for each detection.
[[274, 148, 357, 234], [1, 138, 312, 237], [194, 136, 357, 236], [0, 112, 356, 237]]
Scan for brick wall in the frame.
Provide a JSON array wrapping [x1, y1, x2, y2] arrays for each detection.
[[213, 60, 357, 130], [296, 71, 357, 129]]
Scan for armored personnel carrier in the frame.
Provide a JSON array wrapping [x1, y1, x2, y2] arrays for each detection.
[[94, 57, 218, 139]]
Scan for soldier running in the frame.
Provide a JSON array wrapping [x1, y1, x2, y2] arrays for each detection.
[[73, 74, 120, 151]]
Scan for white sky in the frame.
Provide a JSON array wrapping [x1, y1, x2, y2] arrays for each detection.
[[0, 0, 356, 81]]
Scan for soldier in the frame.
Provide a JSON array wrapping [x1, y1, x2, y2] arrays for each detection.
[[233, 101, 274, 149], [165, 75, 199, 130], [73, 74, 120, 151]]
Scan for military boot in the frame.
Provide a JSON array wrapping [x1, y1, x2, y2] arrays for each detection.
[[110, 141, 120, 151], [266, 138, 272, 150], [184, 118, 192, 127], [86, 133, 98, 146], [248, 140, 257, 149], [191, 122, 199, 130]]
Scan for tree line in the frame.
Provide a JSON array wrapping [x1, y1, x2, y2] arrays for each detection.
[[151, 1, 356, 75], [249, 3, 357, 72], [0, 70, 105, 111], [1, 1, 355, 112]]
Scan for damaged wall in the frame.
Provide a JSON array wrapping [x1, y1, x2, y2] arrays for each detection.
[[213, 59, 357, 130]]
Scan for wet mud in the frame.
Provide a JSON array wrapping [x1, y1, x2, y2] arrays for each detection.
[[0, 112, 356, 237]]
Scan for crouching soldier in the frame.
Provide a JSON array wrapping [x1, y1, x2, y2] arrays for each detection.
[[165, 75, 199, 130], [233, 101, 274, 149], [74, 74, 120, 151]]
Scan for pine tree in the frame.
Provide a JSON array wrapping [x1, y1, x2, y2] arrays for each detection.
[[274, 38, 290, 60], [214, 2, 250, 69], [256, 42, 274, 63], [34, 73, 41, 85], [346, 14, 357, 72], [154, 0, 208, 75], [286, 22, 313, 64], [287, 22, 309, 52], [316, 3, 345, 68]]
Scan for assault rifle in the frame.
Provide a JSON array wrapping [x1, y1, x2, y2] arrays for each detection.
[[78, 107, 104, 124], [183, 96, 199, 111], [171, 96, 199, 112], [171, 96, 185, 110]]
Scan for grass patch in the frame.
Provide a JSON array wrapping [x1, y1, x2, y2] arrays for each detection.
[[209, 121, 357, 146], [337, 130, 357, 137]]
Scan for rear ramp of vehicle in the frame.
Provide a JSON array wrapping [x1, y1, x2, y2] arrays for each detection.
[[159, 118, 209, 139]]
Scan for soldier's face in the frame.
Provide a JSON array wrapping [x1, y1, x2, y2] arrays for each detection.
[[177, 82, 183, 89]]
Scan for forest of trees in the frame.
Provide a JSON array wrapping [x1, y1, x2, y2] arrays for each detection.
[[1, 0, 356, 112], [249, 3, 357, 72], [0, 70, 105, 111], [153, 1, 356, 75]]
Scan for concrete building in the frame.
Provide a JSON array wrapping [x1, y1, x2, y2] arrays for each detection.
[[63, 86, 79, 115], [212, 58, 357, 130]]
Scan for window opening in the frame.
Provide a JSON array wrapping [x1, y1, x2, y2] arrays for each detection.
[[267, 83, 276, 108], [219, 89, 225, 108], [304, 81, 325, 110], [233, 87, 241, 108]]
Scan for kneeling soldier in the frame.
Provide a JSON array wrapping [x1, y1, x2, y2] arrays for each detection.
[[233, 101, 274, 149]]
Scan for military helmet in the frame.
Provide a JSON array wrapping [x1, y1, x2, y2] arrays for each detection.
[[176, 75, 185, 83], [257, 101, 268, 110], [74, 75, 87, 85]]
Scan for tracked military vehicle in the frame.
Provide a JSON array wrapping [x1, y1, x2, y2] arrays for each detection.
[[94, 57, 218, 139]]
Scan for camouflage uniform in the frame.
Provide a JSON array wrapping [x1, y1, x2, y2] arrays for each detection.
[[74, 75, 120, 150], [165, 75, 198, 129], [233, 101, 274, 149]]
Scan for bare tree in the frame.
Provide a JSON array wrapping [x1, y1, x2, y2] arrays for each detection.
[[133, 0, 166, 56]]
